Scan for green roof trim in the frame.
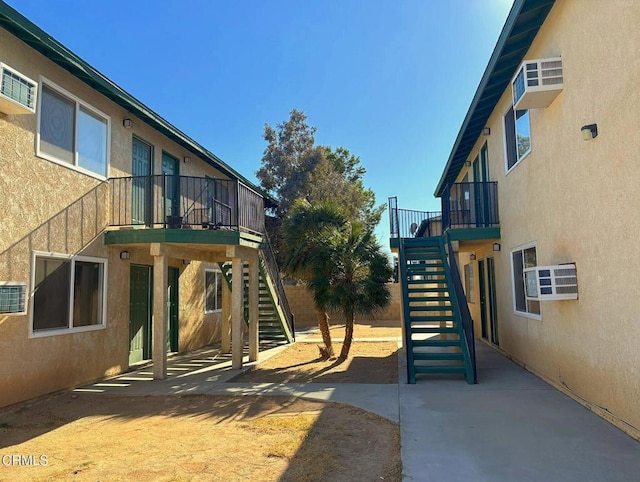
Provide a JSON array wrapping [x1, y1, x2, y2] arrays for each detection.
[[435, 0, 556, 197], [0, 1, 276, 208]]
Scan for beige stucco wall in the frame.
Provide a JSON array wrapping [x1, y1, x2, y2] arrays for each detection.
[[0, 27, 235, 407], [452, 0, 640, 437], [285, 283, 402, 329]]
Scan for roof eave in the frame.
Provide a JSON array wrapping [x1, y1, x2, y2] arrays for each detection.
[[0, 1, 276, 206], [434, 0, 556, 197]]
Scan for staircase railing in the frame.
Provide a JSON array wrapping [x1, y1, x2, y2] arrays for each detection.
[[444, 235, 477, 384], [260, 231, 295, 340], [397, 238, 416, 383]]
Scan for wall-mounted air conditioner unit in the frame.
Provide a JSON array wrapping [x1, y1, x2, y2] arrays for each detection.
[[0, 63, 37, 115], [0, 282, 27, 315], [524, 264, 578, 301], [512, 57, 563, 110]]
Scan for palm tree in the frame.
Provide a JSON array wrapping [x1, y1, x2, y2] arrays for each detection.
[[282, 199, 392, 360], [311, 221, 393, 360], [281, 200, 348, 359]]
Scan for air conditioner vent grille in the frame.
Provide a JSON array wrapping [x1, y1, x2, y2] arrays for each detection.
[[0, 63, 37, 115], [512, 57, 563, 110]]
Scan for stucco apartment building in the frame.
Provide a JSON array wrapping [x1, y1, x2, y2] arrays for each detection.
[[391, 0, 639, 440], [0, 2, 293, 408]]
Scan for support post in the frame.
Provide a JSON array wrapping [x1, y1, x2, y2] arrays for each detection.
[[221, 275, 231, 354], [231, 256, 245, 369], [248, 256, 260, 362], [152, 250, 168, 379]]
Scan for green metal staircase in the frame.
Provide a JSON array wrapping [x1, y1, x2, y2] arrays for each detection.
[[398, 236, 476, 384], [218, 254, 294, 346]]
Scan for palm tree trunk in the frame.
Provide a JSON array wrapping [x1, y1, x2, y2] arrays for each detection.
[[339, 310, 354, 360], [316, 310, 335, 359]]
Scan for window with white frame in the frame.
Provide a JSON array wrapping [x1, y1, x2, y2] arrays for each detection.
[[511, 244, 540, 317], [38, 80, 110, 178], [504, 106, 531, 171], [464, 263, 475, 303], [204, 269, 223, 313], [31, 253, 107, 335]]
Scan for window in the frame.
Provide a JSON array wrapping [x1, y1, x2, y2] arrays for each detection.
[[0, 282, 27, 315], [511, 244, 540, 317], [464, 263, 475, 303], [204, 269, 223, 313], [38, 80, 109, 178], [504, 106, 531, 171], [31, 253, 107, 335]]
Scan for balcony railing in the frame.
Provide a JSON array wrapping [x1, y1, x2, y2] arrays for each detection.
[[441, 182, 499, 231], [389, 196, 442, 238], [389, 181, 499, 239], [109, 175, 265, 235]]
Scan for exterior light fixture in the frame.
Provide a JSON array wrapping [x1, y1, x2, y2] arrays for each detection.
[[483, 127, 491, 136], [182, 259, 191, 266], [581, 124, 598, 140], [469, 253, 477, 261], [464, 161, 472, 167], [123, 118, 133, 129], [119, 250, 131, 260], [183, 156, 191, 163], [493, 242, 501, 252]]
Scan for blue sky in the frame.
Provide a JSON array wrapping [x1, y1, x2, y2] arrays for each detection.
[[6, 0, 513, 243]]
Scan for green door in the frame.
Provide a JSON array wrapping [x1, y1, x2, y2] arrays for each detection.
[[487, 257, 499, 346], [132, 138, 153, 225], [162, 152, 180, 224], [478, 259, 488, 339], [129, 265, 153, 365], [168, 267, 179, 352]]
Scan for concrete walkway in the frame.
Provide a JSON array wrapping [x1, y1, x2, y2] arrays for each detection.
[[399, 343, 640, 482], [75, 339, 640, 481]]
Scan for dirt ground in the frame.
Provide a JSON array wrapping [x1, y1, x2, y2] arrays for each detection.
[[234, 341, 399, 384], [0, 394, 401, 482], [0, 320, 403, 481], [298, 317, 402, 340]]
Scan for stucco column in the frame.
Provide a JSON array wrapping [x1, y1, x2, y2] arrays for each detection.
[[151, 247, 168, 379], [221, 276, 231, 354], [231, 257, 245, 369], [248, 256, 260, 362]]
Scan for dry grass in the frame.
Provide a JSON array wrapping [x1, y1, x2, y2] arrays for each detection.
[[0, 394, 401, 482]]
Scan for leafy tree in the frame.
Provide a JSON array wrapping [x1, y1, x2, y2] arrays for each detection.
[[256, 109, 317, 219], [256, 110, 384, 229], [306, 147, 384, 229]]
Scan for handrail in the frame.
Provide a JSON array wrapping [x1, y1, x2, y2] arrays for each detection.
[[442, 181, 499, 231], [397, 237, 417, 383], [388, 197, 443, 238], [260, 230, 295, 340], [444, 234, 477, 383], [108, 175, 265, 234], [390, 181, 499, 239]]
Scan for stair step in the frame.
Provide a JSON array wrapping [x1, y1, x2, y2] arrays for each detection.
[[411, 315, 455, 322], [407, 286, 449, 293], [412, 339, 461, 347], [407, 262, 444, 268], [414, 365, 466, 374], [407, 279, 446, 285], [408, 296, 451, 302], [410, 305, 453, 312], [411, 327, 458, 334], [413, 352, 463, 361]]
